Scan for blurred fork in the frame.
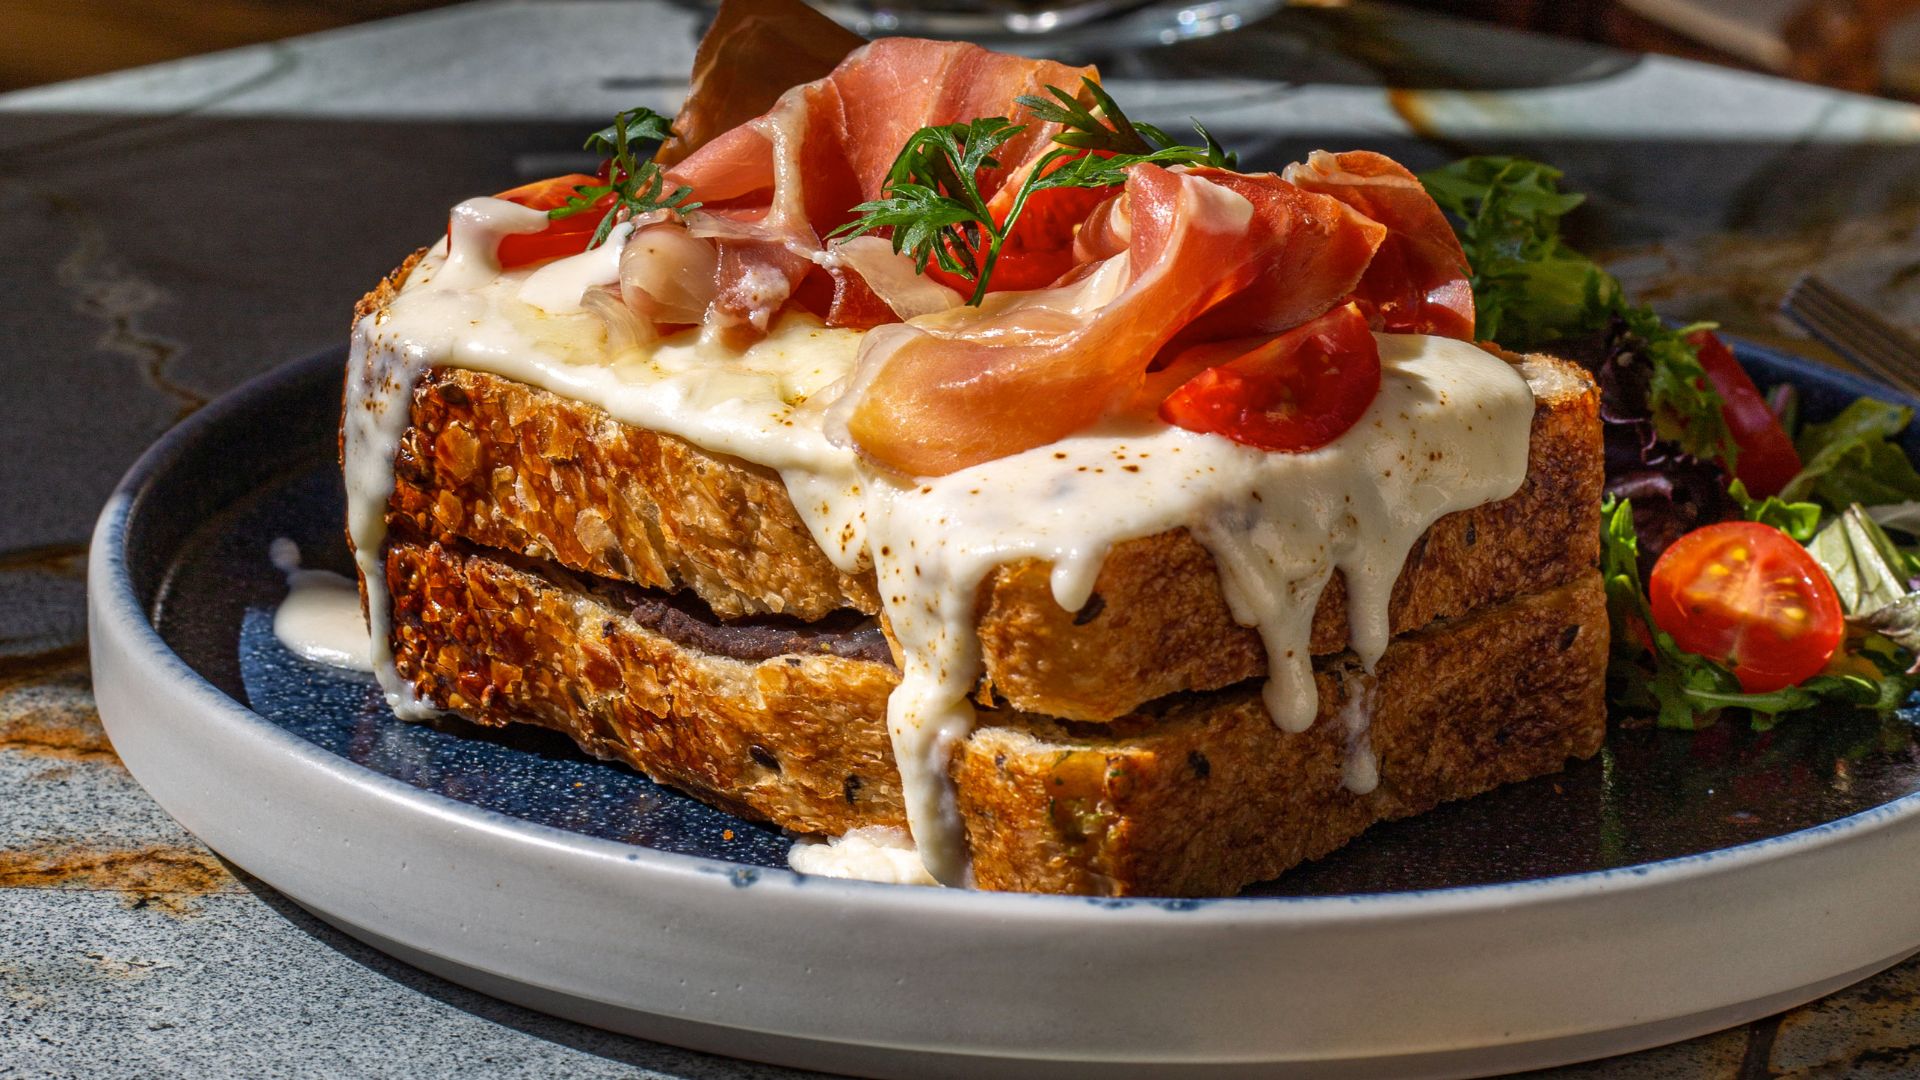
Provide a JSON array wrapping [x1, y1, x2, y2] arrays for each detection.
[[1781, 274, 1920, 400]]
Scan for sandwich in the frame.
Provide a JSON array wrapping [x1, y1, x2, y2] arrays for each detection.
[[342, 0, 1607, 896]]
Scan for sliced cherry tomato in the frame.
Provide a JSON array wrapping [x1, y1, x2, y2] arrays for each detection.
[[924, 153, 1113, 295], [1648, 521, 1843, 692], [446, 173, 610, 269], [1688, 330, 1802, 497], [1158, 303, 1382, 452]]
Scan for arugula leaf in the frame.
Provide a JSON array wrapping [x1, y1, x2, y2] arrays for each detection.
[[1728, 478, 1821, 542], [1807, 505, 1915, 615], [1418, 157, 1603, 348], [1419, 157, 1735, 468], [1686, 672, 1915, 724], [1780, 398, 1920, 508], [550, 106, 699, 247]]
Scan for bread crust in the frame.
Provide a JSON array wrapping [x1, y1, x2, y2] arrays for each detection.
[[957, 574, 1608, 895], [387, 537, 903, 834], [385, 353, 1601, 721], [386, 535, 1606, 896], [394, 366, 881, 621]]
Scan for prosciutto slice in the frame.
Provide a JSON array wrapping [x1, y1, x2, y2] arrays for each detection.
[[838, 164, 1388, 476], [1282, 150, 1475, 339], [653, 0, 863, 168], [665, 38, 1094, 342], [1173, 167, 1387, 343]]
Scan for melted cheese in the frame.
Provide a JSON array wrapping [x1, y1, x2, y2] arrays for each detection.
[[338, 208, 1536, 886], [268, 538, 373, 673], [788, 826, 937, 886]]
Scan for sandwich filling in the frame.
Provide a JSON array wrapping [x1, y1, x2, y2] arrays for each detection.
[[341, 34, 1538, 885]]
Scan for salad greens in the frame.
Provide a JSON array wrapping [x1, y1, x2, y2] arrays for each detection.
[[1427, 156, 1920, 729], [1780, 398, 1920, 508], [1808, 505, 1918, 615], [1419, 157, 1732, 466], [1600, 497, 1920, 729]]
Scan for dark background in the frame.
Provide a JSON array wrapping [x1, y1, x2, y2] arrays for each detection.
[[7, 0, 1918, 100]]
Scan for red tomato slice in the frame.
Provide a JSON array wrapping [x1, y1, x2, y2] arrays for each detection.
[[1688, 330, 1802, 497], [447, 173, 609, 269], [1648, 521, 1844, 693], [1158, 303, 1382, 452], [925, 153, 1113, 295]]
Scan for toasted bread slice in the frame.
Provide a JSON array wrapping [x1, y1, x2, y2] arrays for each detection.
[[385, 535, 1606, 896], [386, 356, 1600, 721]]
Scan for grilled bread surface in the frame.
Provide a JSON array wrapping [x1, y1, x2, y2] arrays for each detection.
[[387, 535, 1606, 896], [389, 355, 1600, 723]]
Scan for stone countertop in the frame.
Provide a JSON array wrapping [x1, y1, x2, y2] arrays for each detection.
[[4, 2, 1920, 1076]]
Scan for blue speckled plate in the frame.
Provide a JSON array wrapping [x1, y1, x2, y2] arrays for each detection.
[[87, 340, 1920, 1078]]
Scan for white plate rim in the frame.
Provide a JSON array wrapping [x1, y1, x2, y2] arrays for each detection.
[[83, 347, 1920, 1078]]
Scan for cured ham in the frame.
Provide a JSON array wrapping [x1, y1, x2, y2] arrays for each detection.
[[664, 38, 1094, 341], [653, 0, 863, 168], [1282, 150, 1475, 339], [1172, 167, 1386, 342], [583, 8, 1483, 473], [838, 167, 1389, 476]]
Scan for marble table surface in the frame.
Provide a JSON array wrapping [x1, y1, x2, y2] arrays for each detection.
[[4, 2, 1920, 1076]]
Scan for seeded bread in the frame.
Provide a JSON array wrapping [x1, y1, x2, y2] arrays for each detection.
[[384, 535, 1606, 896], [363, 256, 1603, 723]]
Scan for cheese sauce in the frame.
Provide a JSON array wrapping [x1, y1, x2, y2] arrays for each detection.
[[269, 538, 374, 673], [788, 826, 937, 886], [339, 198, 1537, 886]]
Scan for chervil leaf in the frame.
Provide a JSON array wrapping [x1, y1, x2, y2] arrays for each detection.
[[549, 106, 700, 248], [1018, 79, 1152, 155], [584, 109, 675, 159], [831, 117, 1026, 305], [836, 81, 1239, 303], [1015, 77, 1235, 169]]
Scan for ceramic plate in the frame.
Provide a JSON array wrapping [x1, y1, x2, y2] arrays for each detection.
[[89, 342, 1920, 1078]]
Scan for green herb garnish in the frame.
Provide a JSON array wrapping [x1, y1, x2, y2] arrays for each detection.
[[549, 107, 701, 248], [1420, 156, 1735, 467], [1014, 78, 1235, 170], [1727, 479, 1821, 543], [832, 78, 1232, 305], [831, 117, 1035, 305]]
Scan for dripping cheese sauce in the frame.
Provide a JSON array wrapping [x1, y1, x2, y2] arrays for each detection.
[[337, 194, 1539, 886]]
